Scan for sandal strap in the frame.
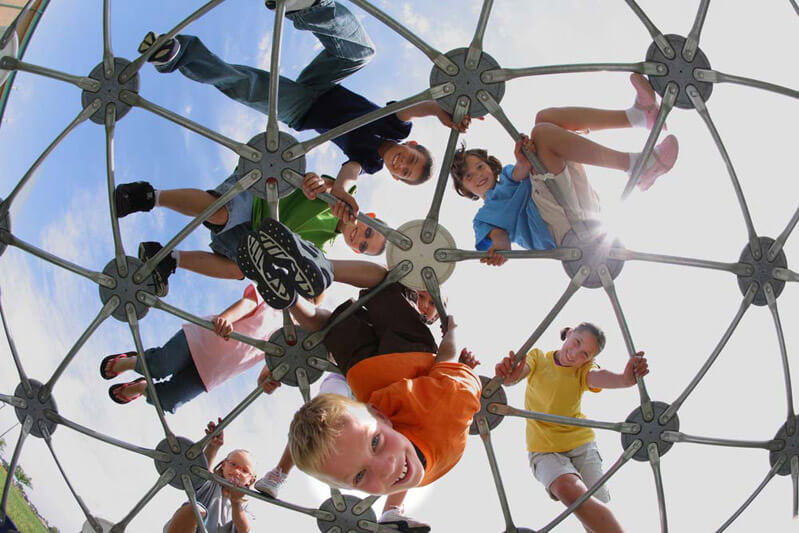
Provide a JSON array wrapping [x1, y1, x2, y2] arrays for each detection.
[[109, 378, 146, 404]]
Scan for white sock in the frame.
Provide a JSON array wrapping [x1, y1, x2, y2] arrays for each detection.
[[625, 106, 647, 129], [154, 190, 162, 207], [171, 250, 180, 268], [626, 152, 641, 176]]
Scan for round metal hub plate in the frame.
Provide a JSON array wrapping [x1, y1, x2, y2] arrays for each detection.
[[645, 34, 712, 109], [81, 58, 140, 124], [620, 401, 679, 462], [98, 256, 157, 322], [386, 219, 456, 292], [470, 375, 507, 435], [769, 416, 799, 476], [0, 197, 9, 257], [154, 436, 209, 490], [316, 494, 376, 533], [238, 132, 305, 200], [561, 221, 624, 289], [737, 236, 787, 307], [265, 327, 326, 387], [429, 47, 505, 119], [0, 27, 18, 86], [13, 380, 58, 439]]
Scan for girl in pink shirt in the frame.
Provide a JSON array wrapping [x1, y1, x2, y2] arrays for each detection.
[[100, 283, 279, 412]]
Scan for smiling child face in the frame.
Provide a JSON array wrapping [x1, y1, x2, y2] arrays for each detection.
[[556, 328, 600, 368], [460, 154, 498, 199], [383, 142, 428, 184]]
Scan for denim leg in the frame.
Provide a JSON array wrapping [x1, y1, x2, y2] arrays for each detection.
[[158, 35, 316, 129], [145, 363, 206, 414], [134, 329, 192, 380], [289, 0, 376, 91]]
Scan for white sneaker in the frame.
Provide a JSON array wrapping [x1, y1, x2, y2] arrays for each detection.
[[378, 507, 431, 532], [254, 467, 289, 498]]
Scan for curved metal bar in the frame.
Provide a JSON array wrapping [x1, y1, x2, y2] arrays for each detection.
[[265, 0, 287, 152], [483, 61, 662, 83], [791, 0, 799, 15], [41, 297, 119, 399], [347, 0, 458, 75], [187, 386, 264, 459], [0, 393, 25, 409], [104, 103, 127, 277], [773, 267, 799, 283], [476, 416, 517, 531], [297, 367, 311, 403], [435, 247, 581, 263], [0, 0, 34, 49], [0, 415, 32, 522], [182, 475, 209, 533], [465, 0, 493, 70], [138, 291, 284, 357], [608, 247, 752, 276], [717, 458, 784, 532], [491, 403, 638, 434], [539, 440, 641, 533], [0, 287, 32, 397], [661, 283, 757, 424], [1, 100, 100, 212], [117, 0, 228, 83], [119, 90, 261, 162], [764, 282, 796, 435], [792, 456, 799, 518], [46, 410, 170, 461], [110, 469, 175, 533], [352, 494, 380, 516], [421, 267, 448, 334], [648, 443, 668, 533], [622, 81, 677, 198], [622, 0, 674, 58], [768, 205, 799, 262], [330, 487, 347, 511], [682, 0, 710, 62], [694, 69, 799, 100], [0, 56, 100, 91], [307, 356, 341, 374], [685, 86, 760, 258], [102, 0, 113, 78], [661, 430, 783, 451], [133, 169, 261, 283], [482, 265, 589, 399]]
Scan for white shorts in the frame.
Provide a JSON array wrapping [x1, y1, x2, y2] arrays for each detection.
[[318, 372, 353, 398], [528, 441, 610, 503]]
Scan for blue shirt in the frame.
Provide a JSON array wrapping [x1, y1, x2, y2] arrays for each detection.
[[297, 85, 413, 175], [473, 165, 556, 251]]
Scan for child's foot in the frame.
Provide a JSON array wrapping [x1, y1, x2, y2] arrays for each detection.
[[254, 218, 333, 300], [138, 31, 180, 65], [635, 135, 679, 191], [108, 378, 147, 405], [254, 467, 289, 498], [378, 507, 431, 533], [628, 73, 665, 130], [138, 241, 176, 298], [236, 232, 297, 310], [100, 351, 137, 380], [265, 0, 318, 13], [115, 181, 155, 218]]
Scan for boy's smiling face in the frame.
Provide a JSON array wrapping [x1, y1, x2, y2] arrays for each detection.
[[383, 142, 427, 183], [461, 154, 498, 199], [318, 405, 425, 494], [557, 328, 600, 367]]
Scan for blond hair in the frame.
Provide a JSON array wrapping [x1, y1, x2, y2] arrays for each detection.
[[288, 393, 369, 477]]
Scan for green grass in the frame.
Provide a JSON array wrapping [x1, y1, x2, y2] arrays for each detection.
[[0, 464, 49, 533]]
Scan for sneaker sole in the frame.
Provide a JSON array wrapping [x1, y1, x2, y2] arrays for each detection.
[[236, 233, 295, 309], [137, 243, 168, 297], [256, 219, 328, 299]]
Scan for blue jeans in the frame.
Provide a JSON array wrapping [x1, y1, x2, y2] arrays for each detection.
[[135, 330, 206, 414], [159, 0, 375, 129]]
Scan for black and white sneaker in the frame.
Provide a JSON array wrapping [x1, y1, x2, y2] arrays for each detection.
[[265, 0, 318, 13], [255, 218, 333, 299], [237, 231, 297, 310], [115, 181, 155, 218], [137, 241, 175, 298], [138, 31, 180, 65]]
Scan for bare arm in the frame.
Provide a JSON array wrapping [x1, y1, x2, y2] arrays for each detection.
[[494, 351, 531, 386], [329, 259, 388, 289], [435, 316, 457, 363], [396, 101, 473, 132], [213, 295, 257, 339], [586, 352, 648, 389], [331, 161, 362, 223], [230, 496, 250, 532], [167, 504, 205, 533], [288, 298, 333, 332]]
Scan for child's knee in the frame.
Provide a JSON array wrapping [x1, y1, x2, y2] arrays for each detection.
[[549, 473, 584, 505], [535, 108, 557, 125], [207, 205, 229, 226]]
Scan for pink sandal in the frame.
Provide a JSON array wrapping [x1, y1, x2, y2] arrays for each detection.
[[630, 73, 666, 130], [108, 378, 146, 405], [100, 351, 136, 380], [637, 135, 679, 191]]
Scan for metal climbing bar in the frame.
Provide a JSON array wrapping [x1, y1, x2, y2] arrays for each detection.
[[0, 288, 32, 397], [476, 416, 517, 531], [118, 0, 227, 83], [792, 456, 799, 518], [104, 104, 127, 277], [465, 0, 493, 70], [764, 282, 796, 435], [187, 386, 264, 459], [490, 403, 639, 434], [773, 267, 799, 283], [682, 0, 710, 62], [598, 266, 653, 419], [265, 0, 286, 152], [791, 0, 799, 15], [421, 95, 468, 244], [482, 265, 589, 399], [285, 86, 452, 160], [622, 0, 675, 59], [307, 355, 341, 375], [111, 469, 175, 533], [482, 61, 663, 84], [0, 56, 101, 91], [660, 430, 783, 451], [717, 458, 784, 532], [648, 443, 668, 533], [685, 87, 760, 258], [0, 393, 25, 408], [182, 475, 209, 533], [133, 169, 261, 283], [126, 303, 180, 453], [330, 487, 347, 512], [119, 91, 262, 162], [41, 297, 119, 400], [138, 292, 285, 357], [608, 247, 753, 276], [0, 232, 116, 287], [296, 367, 311, 403], [768, 205, 799, 262], [435, 247, 581, 263], [622, 80, 677, 198], [0, 0, 34, 49], [693, 69, 799, 100], [660, 283, 757, 424], [0, 416, 32, 521], [421, 267, 448, 333], [352, 495, 380, 516], [347, 0, 459, 75], [1, 101, 100, 212], [539, 440, 642, 533], [45, 410, 171, 461], [102, 0, 113, 78], [302, 259, 413, 350]]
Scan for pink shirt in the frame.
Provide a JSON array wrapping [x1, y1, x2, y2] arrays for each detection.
[[184, 284, 277, 391]]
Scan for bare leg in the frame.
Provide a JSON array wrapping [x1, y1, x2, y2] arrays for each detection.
[[535, 107, 630, 133], [167, 503, 206, 533], [158, 189, 229, 226], [288, 298, 332, 332], [276, 445, 294, 474], [549, 474, 624, 533], [330, 260, 387, 288], [179, 251, 243, 279], [531, 122, 630, 175], [383, 491, 407, 513]]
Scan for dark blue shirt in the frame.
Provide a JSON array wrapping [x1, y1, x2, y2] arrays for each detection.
[[297, 85, 413, 175]]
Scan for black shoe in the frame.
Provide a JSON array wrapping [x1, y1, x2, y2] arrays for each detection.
[[138, 31, 180, 64], [265, 0, 318, 12], [138, 241, 175, 297], [115, 181, 155, 218], [236, 232, 297, 310], [255, 218, 333, 299]]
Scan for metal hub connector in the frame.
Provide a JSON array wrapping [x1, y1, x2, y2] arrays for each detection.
[[561, 222, 625, 289], [621, 401, 679, 462], [13, 380, 58, 439], [98, 257, 156, 321], [265, 327, 327, 386], [238, 131, 305, 199], [154, 436, 208, 490], [769, 416, 799, 476], [737, 237, 788, 306], [646, 34, 712, 110], [81, 58, 140, 124], [385, 219, 456, 291], [316, 493, 376, 533], [429, 47, 505, 119], [469, 376, 507, 435]]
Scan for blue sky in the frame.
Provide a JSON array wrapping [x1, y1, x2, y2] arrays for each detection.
[[1, 1, 798, 531]]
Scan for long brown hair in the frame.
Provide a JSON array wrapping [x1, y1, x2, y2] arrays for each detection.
[[450, 143, 503, 200]]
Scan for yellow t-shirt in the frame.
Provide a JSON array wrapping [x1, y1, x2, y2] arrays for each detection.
[[524, 348, 601, 453]]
